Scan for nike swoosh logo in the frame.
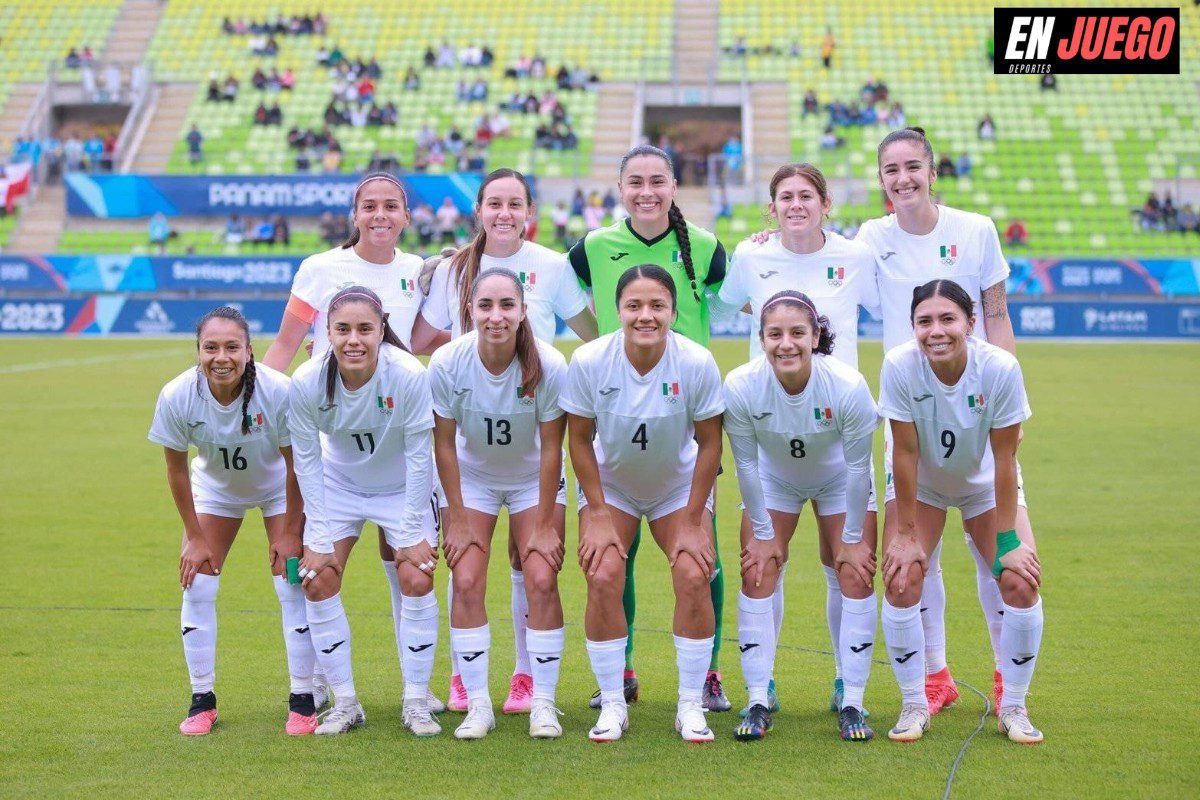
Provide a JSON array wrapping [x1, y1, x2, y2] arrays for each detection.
[[913, 394, 933, 402], [535, 656, 560, 664], [462, 651, 485, 662], [321, 640, 346, 654], [181, 626, 198, 636], [407, 643, 434, 653], [293, 626, 310, 634], [1012, 656, 1034, 666], [880, 251, 897, 261], [592, 727, 612, 735], [751, 412, 772, 420], [454, 388, 471, 396], [691, 728, 712, 736], [599, 387, 619, 396], [850, 642, 873, 653], [895, 650, 918, 664], [610, 252, 629, 261], [758, 270, 778, 279], [738, 643, 759, 653]]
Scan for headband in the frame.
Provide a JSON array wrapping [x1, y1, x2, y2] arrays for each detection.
[[354, 173, 407, 201], [332, 290, 384, 312], [762, 293, 819, 322]]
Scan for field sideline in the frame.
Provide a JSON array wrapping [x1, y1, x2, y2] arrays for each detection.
[[1, 337, 1197, 799]]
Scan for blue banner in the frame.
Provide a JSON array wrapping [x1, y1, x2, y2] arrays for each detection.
[[0, 256, 70, 292], [0, 255, 302, 293], [1010, 300, 1200, 338], [65, 173, 486, 218], [1008, 257, 1200, 297], [0, 297, 286, 335]]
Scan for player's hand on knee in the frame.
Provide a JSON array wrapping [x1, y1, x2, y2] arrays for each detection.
[[180, 536, 217, 589], [578, 507, 626, 576], [882, 534, 926, 595], [299, 547, 341, 587], [998, 543, 1040, 589], [740, 536, 782, 589], [524, 524, 565, 573], [670, 521, 715, 579], [835, 540, 876, 590], [397, 540, 439, 576]]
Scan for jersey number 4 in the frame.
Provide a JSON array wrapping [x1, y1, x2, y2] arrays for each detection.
[[632, 423, 648, 451]]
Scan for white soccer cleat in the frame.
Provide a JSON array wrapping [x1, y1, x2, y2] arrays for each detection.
[[588, 701, 628, 743], [888, 702, 931, 742], [529, 698, 564, 739], [426, 689, 447, 715], [997, 706, 1044, 744], [314, 702, 365, 735], [454, 698, 496, 740], [402, 697, 442, 737], [675, 699, 715, 744], [312, 676, 331, 711]]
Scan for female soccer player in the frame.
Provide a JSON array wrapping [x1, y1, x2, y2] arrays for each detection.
[[149, 306, 315, 736], [428, 268, 569, 740], [413, 168, 596, 715], [263, 173, 445, 715], [567, 144, 732, 712], [722, 163, 881, 715], [857, 127, 1021, 714], [724, 292, 881, 743], [289, 286, 441, 736], [560, 264, 725, 743], [877, 279, 1043, 744]]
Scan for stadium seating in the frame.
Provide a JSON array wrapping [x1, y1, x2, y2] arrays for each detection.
[[717, 0, 1200, 256], [143, 0, 672, 178]]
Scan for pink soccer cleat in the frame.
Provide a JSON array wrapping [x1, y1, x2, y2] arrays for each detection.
[[925, 667, 960, 715], [503, 673, 533, 714], [179, 692, 218, 735], [447, 674, 468, 713]]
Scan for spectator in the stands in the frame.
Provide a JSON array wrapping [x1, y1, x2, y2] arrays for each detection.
[[83, 133, 104, 170], [357, 75, 375, 103], [803, 88, 819, 116], [820, 125, 845, 149], [788, 39, 801, 57], [251, 218, 275, 247], [222, 75, 238, 102], [821, 28, 835, 69], [937, 154, 957, 178], [436, 41, 455, 68], [280, 68, 295, 90], [252, 67, 267, 90], [403, 67, 421, 91], [460, 43, 483, 67], [1004, 219, 1029, 247], [65, 48, 81, 69], [206, 77, 221, 102], [322, 143, 342, 172], [552, 200, 570, 244], [531, 53, 546, 78], [186, 125, 203, 163], [317, 211, 339, 245], [101, 131, 118, 171], [254, 102, 269, 125], [272, 214, 290, 246], [1040, 73, 1057, 91], [469, 78, 488, 102], [481, 45, 494, 67], [435, 197, 460, 244], [886, 102, 906, 129], [978, 113, 996, 140], [224, 214, 245, 246], [956, 151, 973, 178], [411, 202, 436, 248], [1176, 204, 1198, 235], [65, 134, 85, 171], [423, 46, 436, 68], [295, 147, 312, 172], [365, 57, 382, 79], [81, 46, 94, 66]]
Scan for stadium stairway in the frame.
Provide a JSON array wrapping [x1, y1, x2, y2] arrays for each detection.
[[0, 84, 43, 148], [748, 82, 790, 185], [590, 83, 638, 179], [674, 0, 719, 84], [676, 185, 714, 228], [100, 0, 165, 64], [8, 184, 67, 252], [131, 82, 199, 173]]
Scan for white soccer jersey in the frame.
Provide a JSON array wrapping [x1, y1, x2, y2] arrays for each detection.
[[878, 337, 1030, 499], [720, 231, 880, 369], [148, 364, 291, 505], [289, 245, 425, 357], [421, 240, 590, 343], [724, 354, 880, 494], [856, 206, 1010, 353], [428, 331, 567, 488], [559, 331, 724, 504], [289, 344, 434, 552]]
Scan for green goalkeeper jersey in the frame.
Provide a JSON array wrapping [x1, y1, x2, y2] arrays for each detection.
[[568, 218, 727, 345]]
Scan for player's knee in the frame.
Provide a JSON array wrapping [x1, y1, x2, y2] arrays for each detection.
[[398, 566, 433, 596], [587, 561, 624, 601], [671, 558, 709, 603], [523, 562, 557, 599], [884, 574, 922, 608], [452, 566, 485, 600], [304, 570, 341, 601], [999, 569, 1038, 607]]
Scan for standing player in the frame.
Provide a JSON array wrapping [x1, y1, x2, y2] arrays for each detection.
[[429, 268, 570, 740], [414, 168, 597, 715], [149, 306, 316, 736], [263, 173, 445, 715], [857, 127, 1022, 714], [568, 144, 733, 711], [877, 279, 1044, 744], [722, 164, 881, 715], [289, 286, 441, 736], [561, 265, 725, 743], [725, 292, 881, 743]]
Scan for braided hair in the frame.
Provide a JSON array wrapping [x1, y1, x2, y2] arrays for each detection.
[[194, 306, 257, 434], [321, 285, 408, 410], [618, 145, 700, 303]]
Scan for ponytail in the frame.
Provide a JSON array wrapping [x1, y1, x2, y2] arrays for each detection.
[[450, 233, 487, 333], [666, 202, 701, 303]]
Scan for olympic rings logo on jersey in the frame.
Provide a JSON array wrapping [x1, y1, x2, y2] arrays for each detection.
[[813, 406, 834, 428], [376, 395, 395, 415], [518, 271, 537, 293], [939, 243, 959, 267], [662, 381, 681, 405], [399, 278, 416, 298], [968, 393, 987, 414], [243, 411, 266, 433], [826, 266, 846, 288]]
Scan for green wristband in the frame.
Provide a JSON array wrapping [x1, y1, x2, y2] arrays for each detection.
[[992, 529, 1020, 577]]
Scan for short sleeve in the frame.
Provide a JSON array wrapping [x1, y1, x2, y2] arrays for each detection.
[[550, 255, 590, 320], [147, 386, 189, 451], [289, 258, 320, 311], [690, 351, 725, 421], [717, 245, 749, 309], [558, 354, 595, 418], [536, 351, 567, 423], [420, 260, 454, 331], [877, 356, 914, 423], [980, 218, 1011, 291], [989, 357, 1031, 429]]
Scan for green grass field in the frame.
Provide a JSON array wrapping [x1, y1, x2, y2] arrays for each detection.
[[2, 338, 1198, 799]]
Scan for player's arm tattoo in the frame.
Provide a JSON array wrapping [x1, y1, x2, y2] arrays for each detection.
[[982, 282, 1008, 319]]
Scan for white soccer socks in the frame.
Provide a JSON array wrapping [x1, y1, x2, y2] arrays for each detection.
[[451, 623, 492, 704], [586, 637, 628, 707], [400, 591, 439, 702], [738, 593, 776, 708], [882, 599, 925, 705], [511, 569, 531, 676], [999, 598, 1043, 709], [305, 593, 356, 704], [527, 627, 564, 703], [272, 575, 315, 694], [838, 594, 877, 711], [181, 573, 219, 693], [823, 565, 844, 680], [965, 532, 1005, 666], [921, 539, 948, 674], [675, 635, 714, 703], [771, 560, 789, 644]]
